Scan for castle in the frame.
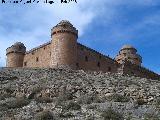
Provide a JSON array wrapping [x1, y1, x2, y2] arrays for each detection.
[[6, 20, 160, 80]]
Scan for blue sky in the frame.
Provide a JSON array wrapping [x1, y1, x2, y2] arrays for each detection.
[[0, 0, 160, 73]]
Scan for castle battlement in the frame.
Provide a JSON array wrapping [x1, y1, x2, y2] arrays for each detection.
[[6, 20, 160, 80]]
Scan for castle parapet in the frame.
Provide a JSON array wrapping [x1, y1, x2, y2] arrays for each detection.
[[6, 42, 26, 55], [51, 20, 78, 37]]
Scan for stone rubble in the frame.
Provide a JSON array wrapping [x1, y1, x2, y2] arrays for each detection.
[[0, 68, 160, 120]]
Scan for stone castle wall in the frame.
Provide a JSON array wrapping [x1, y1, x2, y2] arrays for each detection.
[[22, 42, 119, 73], [119, 61, 160, 80], [77, 43, 118, 73], [23, 42, 51, 68]]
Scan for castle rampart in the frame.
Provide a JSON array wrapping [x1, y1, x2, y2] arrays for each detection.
[[5, 20, 160, 80]]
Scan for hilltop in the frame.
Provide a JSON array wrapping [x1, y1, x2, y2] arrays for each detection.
[[0, 68, 160, 120]]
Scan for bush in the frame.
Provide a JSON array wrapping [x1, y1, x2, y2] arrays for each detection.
[[136, 98, 146, 105], [64, 101, 81, 110], [59, 112, 74, 118], [77, 94, 103, 104], [35, 96, 53, 103], [34, 110, 54, 120], [28, 86, 43, 99], [107, 94, 130, 102], [101, 108, 124, 120], [144, 113, 160, 120], [6, 97, 30, 109]]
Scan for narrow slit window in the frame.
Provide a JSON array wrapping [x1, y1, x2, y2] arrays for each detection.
[[97, 62, 100, 68], [36, 57, 39, 62], [24, 62, 27, 66]]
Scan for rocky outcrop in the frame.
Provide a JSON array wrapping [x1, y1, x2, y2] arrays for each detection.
[[0, 68, 160, 120]]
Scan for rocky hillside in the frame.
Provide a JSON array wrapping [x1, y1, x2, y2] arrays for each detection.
[[0, 68, 160, 120]]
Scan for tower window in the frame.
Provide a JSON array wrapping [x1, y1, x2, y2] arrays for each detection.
[[99, 55, 101, 59], [97, 62, 100, 68], [36, 57, 39, 62], [24, 62, 27, 66], [44, 47, 46, 50], [85, 56, 88, 62], [108, 67, 111, 72]]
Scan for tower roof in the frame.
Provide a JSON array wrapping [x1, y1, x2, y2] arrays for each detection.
[[121, 45, 136, 50], [14, 42, 25, 47], [57, 20, 73, 27]]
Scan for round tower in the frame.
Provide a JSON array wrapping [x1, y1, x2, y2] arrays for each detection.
[[115, 45, 142, 66], [6, 42, 26, 67], [50, 20, 78, 69]]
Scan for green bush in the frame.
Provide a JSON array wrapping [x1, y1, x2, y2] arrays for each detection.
[[35, 96, 53, 103], [34, 110, 54, 120], [136, 98, 146, 105], [144, 113, 160, 120], [64, 101, 81, 110], [59, 112, 74, 118], [101, 108, 124, 120], [6, 97, 30, 109], [107, 94, 130, 102]]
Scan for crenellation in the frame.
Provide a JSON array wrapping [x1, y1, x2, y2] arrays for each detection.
[[5, 20, 160, 80]]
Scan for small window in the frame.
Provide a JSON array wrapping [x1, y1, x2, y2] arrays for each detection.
[[85, 56, 88, 62], [36, 57, 39, 62], [49, 52, 51, 56], [44, 47, 46, 50], [99, 55, 101, 59], [108, 67, 111, 72], [97, 62, 100, 68], [24, 62, 27, 66]]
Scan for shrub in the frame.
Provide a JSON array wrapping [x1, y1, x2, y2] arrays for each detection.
[[101, 108, 124, 120], [136, 98, 146, 105], [107, 94, 130, 102], [77, 94, 103, 105], [28, 86, 43, 99], [144, 113, 160, 120], [64, 101, 81, 110], [59, 112, 74, 118], [34, 110, 54, 120], [35, 96, 53, 103], [6, 97, 30, 109]]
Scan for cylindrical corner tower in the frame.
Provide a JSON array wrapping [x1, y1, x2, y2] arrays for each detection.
[[50, 20, 78, 69], [6, 42, 26, 67], [115, 45, 142, 66]]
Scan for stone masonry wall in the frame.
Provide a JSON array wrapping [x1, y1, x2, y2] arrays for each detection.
[[77, 43, 119, 73], [23, 42, 51, 68], [51, 32, 77, 69], [120, 61, 160, 80], [23, 42, 119, 73]]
